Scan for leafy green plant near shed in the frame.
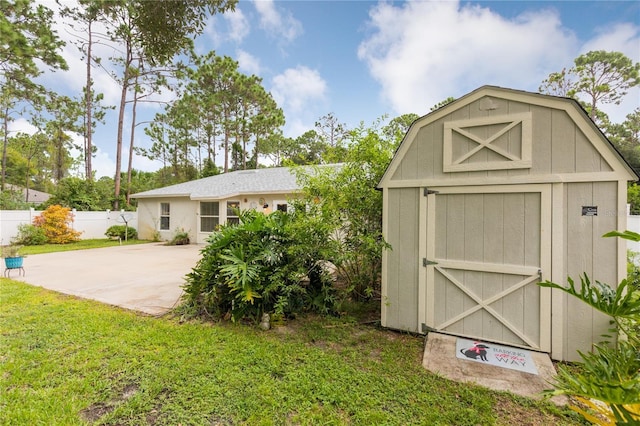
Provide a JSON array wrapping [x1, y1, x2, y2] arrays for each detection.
[[539, 230, 640, 424], [182, 209, 336, 322]]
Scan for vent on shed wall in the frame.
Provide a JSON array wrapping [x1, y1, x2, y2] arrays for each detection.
[[443, 112, 532, 173]]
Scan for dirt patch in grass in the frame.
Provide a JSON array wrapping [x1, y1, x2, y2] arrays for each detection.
[[209, 415, 234, 426], [80, 382, 140, 422], [492, 393, 580, 425], [145, 388, 172, 425], [80, 402, 112, 423]]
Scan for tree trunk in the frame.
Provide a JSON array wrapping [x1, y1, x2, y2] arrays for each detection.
[[223, 109, 229, 173], [1, 105, 8, 191], [254, 135, 260, 169], [125, 83, 138, 206], [114, 41, 133, 210], [55, 131, 64, 183], [85, 21, 93, 181]]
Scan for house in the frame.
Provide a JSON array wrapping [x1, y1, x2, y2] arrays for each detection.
[[377, 85, 637, 362], [131, 165, 339, 244], [5, 184, 51, 205]]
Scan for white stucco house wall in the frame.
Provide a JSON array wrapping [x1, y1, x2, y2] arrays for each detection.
[[131, 165, 339, 244]]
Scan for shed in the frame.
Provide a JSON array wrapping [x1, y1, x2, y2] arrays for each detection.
[[377, 86, 637, 362]]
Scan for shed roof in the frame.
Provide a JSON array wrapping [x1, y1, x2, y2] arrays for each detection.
[[131, 164, 342, 200], [378, 85, 638, 188]]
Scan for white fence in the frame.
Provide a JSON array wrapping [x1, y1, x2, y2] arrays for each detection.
[[627, 214, 640, 253], [1, 207, 640, 249], [0, 209, 138, 245]]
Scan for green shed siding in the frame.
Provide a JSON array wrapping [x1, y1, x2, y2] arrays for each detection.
[[382, 188, 420, 332], [390, 98, 614, 184], [379, 86, 636, 362], [561, 181, 619, 361]]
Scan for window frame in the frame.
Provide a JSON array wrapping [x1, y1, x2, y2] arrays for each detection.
[[159, 202, 170, 230], [226, 200, 240, 225], [199, 201, 220, 233]]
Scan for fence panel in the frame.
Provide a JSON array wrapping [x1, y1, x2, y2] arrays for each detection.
[[0, 209, 138, 244], [627, 214, 640, 254]]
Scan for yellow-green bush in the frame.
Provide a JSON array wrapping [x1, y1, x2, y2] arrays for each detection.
[[33, 205, 82, 244]]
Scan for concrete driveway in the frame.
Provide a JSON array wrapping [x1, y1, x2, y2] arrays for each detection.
[[9, 243, 203, 316]]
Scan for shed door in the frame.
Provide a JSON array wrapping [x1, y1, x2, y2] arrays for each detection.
[[421, 185, 551, 351]]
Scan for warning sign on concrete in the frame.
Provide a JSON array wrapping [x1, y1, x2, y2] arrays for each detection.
[[455, 338, 539, 375]]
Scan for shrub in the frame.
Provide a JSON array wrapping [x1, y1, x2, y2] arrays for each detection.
[[105, 225, 138, 240], [32, 205, 82, 244], [167, 228, 190, 245], [182, 210, 335, 322], [294, 125, 394, 301], [628, 183, 640, 215], [539, 230, 640, 424], [1, 244, 22, 257], [628, 249, 640, 292], [12, 223, 48, 246]]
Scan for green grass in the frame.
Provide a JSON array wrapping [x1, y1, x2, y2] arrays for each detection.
[[17, 238, 153, 256], [0, 280, 582, 426]]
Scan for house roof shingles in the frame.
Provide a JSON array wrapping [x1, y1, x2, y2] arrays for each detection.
[[131, 165, 341, 200]]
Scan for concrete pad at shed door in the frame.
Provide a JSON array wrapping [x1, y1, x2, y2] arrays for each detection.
[[12, 243, 203, 316], [422, 332, 566, 404]]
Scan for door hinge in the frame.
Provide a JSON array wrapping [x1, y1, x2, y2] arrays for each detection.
[[423, 188, 439, 196], [422, 258, 438, 267]]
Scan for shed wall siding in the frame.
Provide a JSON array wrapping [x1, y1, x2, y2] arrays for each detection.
[[382, 187, 420, 332], [563, 181, 619, 361], [380, 87, 635, 362], [390, 97, 613, 183]]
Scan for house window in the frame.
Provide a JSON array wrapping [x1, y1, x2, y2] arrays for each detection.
[[200, 202, 219, 232], [276, 203, 288, 213], [160, 203, 170, 230], [227, 201, 240, 225]]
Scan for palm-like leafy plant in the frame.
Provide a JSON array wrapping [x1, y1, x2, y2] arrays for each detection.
[[182, 209, 336, 322], [538, 231, 640, 424]]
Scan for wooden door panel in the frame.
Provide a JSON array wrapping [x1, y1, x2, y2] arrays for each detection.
[[426, 189, 548, 350]]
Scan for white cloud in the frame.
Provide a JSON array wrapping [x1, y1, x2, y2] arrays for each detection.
[[285, 118, 315, 140], [270, 66, 327, 138], [236, 49, 261, 75], [358, 1, 578, 116], [225, 8, 250, 43], [93, 148, 161, 179], [253, 0, 303, 42], [91, 148, 116, 179], [203, 15, 223, 48], [8, 118, 38, 135], [204, 8, 251, 47], [581, 22, 640, 60], [271, 66, 326, 113]]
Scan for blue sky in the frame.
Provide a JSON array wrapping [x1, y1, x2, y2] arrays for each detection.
[[16, 1, 640, 177]]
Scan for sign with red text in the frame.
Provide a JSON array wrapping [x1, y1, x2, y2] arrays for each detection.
[[455, 338, 539, 375]]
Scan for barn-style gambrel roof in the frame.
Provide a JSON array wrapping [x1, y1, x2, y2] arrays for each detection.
[[378, 85, 637, 188]]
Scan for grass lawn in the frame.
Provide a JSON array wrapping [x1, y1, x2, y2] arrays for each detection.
[[0, 280, 583, 426], [17, 238, 153, 256]]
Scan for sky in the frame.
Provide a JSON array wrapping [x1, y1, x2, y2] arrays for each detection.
[[12, 0, 640, 178]]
